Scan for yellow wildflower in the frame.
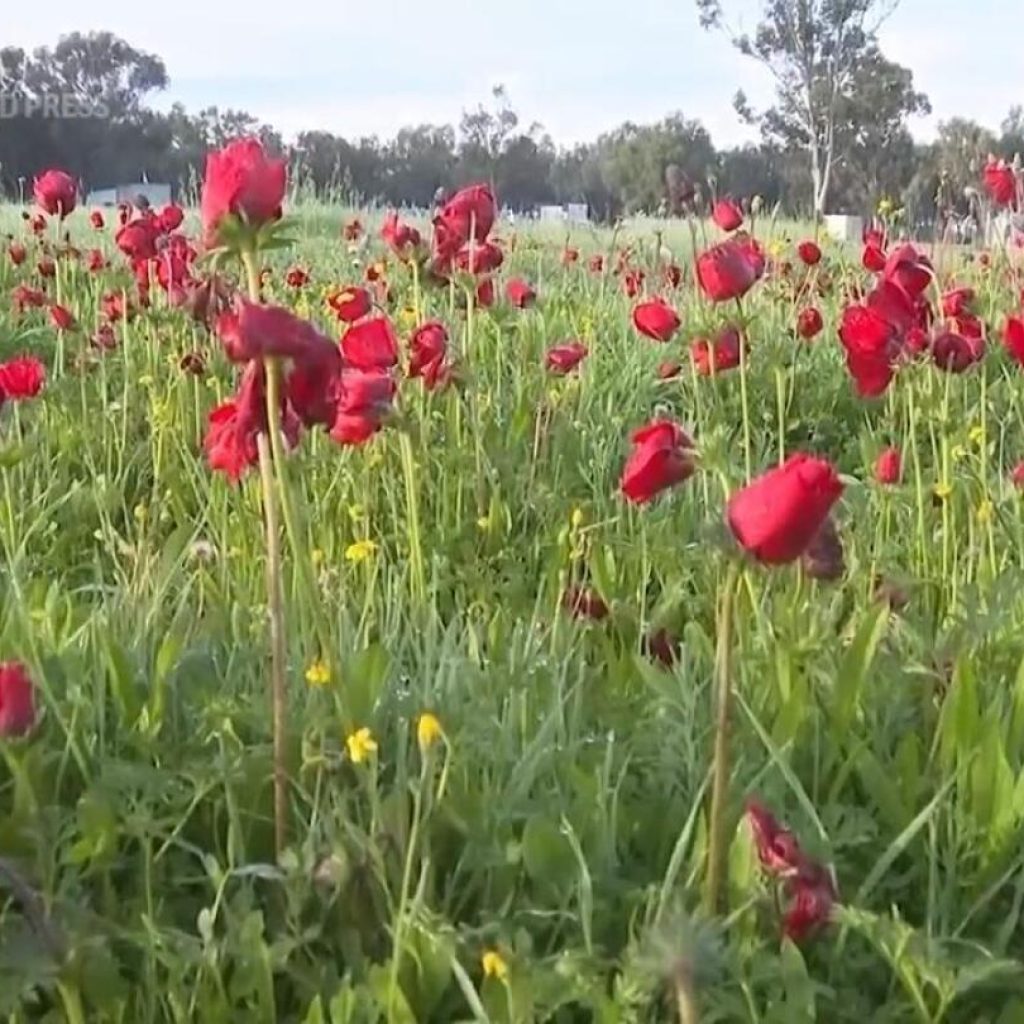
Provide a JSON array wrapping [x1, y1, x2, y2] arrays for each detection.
[[969, 425, 985, 446], [417, 712, 443, 750], [346, 727, 377, 764], [570, 507, 585, 530], [481, 950, 509, 982], [305, 660, 331, 687], [934, 482, 953, 501], [133, 503, 148, 522], [877, 197, 894, 216], [950, 444, 966, 462], [476, 515, 491, 531], [311, 548, 325, 567], [977, 499, 995, 524], [345, 539, 378, 563]]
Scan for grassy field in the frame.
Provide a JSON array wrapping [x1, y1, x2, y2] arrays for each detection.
[[2, 193, 1024, 1023]]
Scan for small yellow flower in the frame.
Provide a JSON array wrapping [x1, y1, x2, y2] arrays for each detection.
[[969, 425, 985, 446], [950, 444, 967, 462], [934, 482, 953, 501], [417, 712, 443, 750], [570, 507, 585, 530], [977, 499, 995, 524], [133, 503, 148, 522], [877, 197, 894, 216], [476, 515, 491, 532], [767, 239, 786, 259], [305, 659, 331, 687], [345, 539, 378, 563], [346, 727, 377, 764], [311, 548, 325, 567], [347, 503, 365, 521], [482, 950, 509, 982]]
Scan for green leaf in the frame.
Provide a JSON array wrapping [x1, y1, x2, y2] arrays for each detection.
[[522, 816, 576, 890]]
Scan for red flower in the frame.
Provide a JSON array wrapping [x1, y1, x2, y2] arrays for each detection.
[[505, 278, 536, 308], [862, 242, 887, 273], [116, 220, 159, 261], [341, 316, 399, 370], [1003, 315, 1024, 366], [1012, 462, 1024, 489], [101, 291, 130, 323], [546, 341, 588, 375], [330, 369, 396, 444], [622, 268, 645, 298], [745, 801, 805, 877], [941, 287, 975, 318], [90, 210, 105, 229], [200, 138, 286, 248], [691, 325, 743, 376], [92, 325, 118, 351], [328, 286, 372, 323], [562, 247, 579, 266], [562, 585, 609, 621], [476, 278, 495, 308], [0, 661, 36, 738], [932, 329, 984, 373], [408, 321, 450, 388], [621, 419, 695, 504], [783, 869, 835, 942], [797, 240, 822, 266], [285, 267, 310, 288], [875, 447, 902, 485], [632, 298, 680, 342], [645, 627, 681, 667], [204, 361, 300, 480], [439, 183, 496, 243], [157, 204, 185, 234], [33, 169, 77, 218], [696, 239, 762, 303], [217, 299, 335, 365], [0, 356, 46, 400], [727, 454, 843, 564], [49, 304, 76, 331], [381, 211, 422, 260], [286, 348, 343, 426], [588, 254, 604, 274], [37, 258, 55, 279], [796, 307, 823, 340], [12, 285, 46, 314], [454, 241, 504, 274], [117, 202, 131, 226], [8, 243, 26, 266], [30, 214, 46, 235], [838, 304, 899, 397], [342, 218, 363, 241], [712, 197, 744, 232], [984, 158, 1018, 208], [663, 263, 683, 288], [657, 359, 682, 380], [86, 249, 107, 272], [884, 244, 933, 298]]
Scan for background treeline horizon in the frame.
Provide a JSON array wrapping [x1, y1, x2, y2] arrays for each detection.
[[1, 31, 1022, 224]]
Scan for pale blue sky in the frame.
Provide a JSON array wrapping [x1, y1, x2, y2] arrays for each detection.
[[8, 0, 1023, 147]]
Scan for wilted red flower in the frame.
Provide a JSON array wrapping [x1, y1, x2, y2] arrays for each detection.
[[49, 304, 76, 331], [562, 585, 609, 621], [381, 211, 422, 260], [89, 209, 105, 229], [645, 627, 681, 667], [696, 239, 762, 303], [0, 355, 46, 399], [691, 325, 743, 376], [662, 263, 683, 288], [218, 299, 336, 365], [204, 361, 300, 480], [561, 247, 579, 266], [476, 278, 495, 308], [941, 287, 975, 318], [727, 454, 843, 564], [797, 240, 822, 266], [632, 298, 680, 342], [712, 197, 744, 232], [157, 204, 185, 233], [1003, 315, 1024, 366], [340, 317, 399, 371], [984, 157, 1018, 207], [0, 661, 36, 738], [86, 249, 106, 272], [621, 419, 695, 503], [33, 169, 77, 218], [546, 341, 588, 375], [327, 286, 372, 323], [884, 244, 933, 298], [330, 369, 396, 444], [116, 220, 159, 261], [588, 254, 604, 274], [30, 214, 46, 235], [92, 324, 118, 351], [454, 240, 504, 275], [408, 320, 450, 388], [285, 267, 310, 288], [437, 183, 496, 244], [342, 218, 363, 241], [796, 307, 823, 340], [37, 258, 55, 279], [875, 447, 902, 485], [8, 243, 26, 266], [862, 242, 887, 273], [657, 359, 682, 380], [179, 351, 206, 375], [622, 268, 645, 298], [506, 278, 536, 308], [101, 291, 131, 323], [200, 137, 286, 248], [12, 285, 46, 314], [932, 329, 984, 373], [745, 801, 805, 876]]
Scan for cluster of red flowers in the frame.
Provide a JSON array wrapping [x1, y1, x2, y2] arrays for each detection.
[[746, 800, 837, 941]]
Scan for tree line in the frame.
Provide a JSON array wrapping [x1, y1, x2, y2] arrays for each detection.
[[1, 28, 1021, 226]]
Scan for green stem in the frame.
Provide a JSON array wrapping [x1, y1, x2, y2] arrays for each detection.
[[399, 430, 426, 605], [388, 779, 425, 1022], [675, 973, 700, 1024], [705, 560, 741, 916]]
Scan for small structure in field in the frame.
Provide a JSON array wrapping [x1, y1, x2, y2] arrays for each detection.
[[823, 214, 863, 243], [539, 203, 590, 224], [86, 182, 172, 208]]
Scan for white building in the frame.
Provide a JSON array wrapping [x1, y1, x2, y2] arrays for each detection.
[[86, 182, 172, 207]]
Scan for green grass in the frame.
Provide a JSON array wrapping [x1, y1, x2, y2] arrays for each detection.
[[2, 201, 1024, 1023]]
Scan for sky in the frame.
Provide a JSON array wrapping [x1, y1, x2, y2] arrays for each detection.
[[4, 0, 1023, 149]]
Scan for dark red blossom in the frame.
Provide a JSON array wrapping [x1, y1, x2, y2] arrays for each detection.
[[691, 326, 743, 376], [633, 298, 680, 341], [562, 586, 609, 621], [505, 278, 536, 308], [620, 419, 695, 503], [546, 341, 588, 375], [341, 317, 399, 370], [217, 299, 336, 365], [0, 661, 36, 738], [0, 356, 46, 399]]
